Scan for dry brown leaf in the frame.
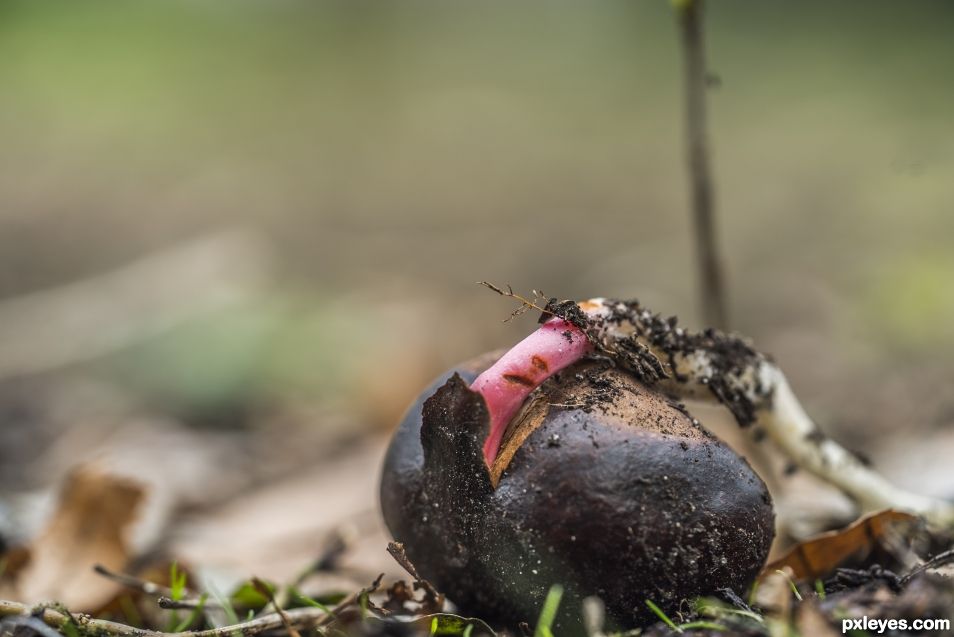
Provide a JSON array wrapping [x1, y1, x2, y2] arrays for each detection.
[[753, 567, 795, 617], [795, 600, 839, 637], [170, 438, 401, 587], [14, 465, 144, 610], [0, 545, 31, 603], [763, 509, 919, 581]]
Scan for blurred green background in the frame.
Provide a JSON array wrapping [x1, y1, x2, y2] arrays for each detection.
[[1, 0, 953, 494]]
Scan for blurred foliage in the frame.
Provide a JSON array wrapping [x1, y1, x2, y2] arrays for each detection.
[[865, 253, 954, 353], [0, 0, 952, 436]]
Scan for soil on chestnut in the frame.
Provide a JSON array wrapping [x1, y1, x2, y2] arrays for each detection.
[[533, 296, 768, 426], [381, 355, 775, 634]]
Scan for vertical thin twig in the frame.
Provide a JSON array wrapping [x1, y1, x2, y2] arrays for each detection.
[[675, 0, 728, 329]]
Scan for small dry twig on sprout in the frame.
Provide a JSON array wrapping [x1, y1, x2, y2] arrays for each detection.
[[477, 282, 550, 322]]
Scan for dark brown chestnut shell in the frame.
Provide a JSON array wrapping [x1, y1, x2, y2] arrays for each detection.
[[380, 355, 774, 634]]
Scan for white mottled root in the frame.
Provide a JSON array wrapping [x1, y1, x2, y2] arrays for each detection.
[[759, 369, 954, 527], [581, 298, 954, 529]]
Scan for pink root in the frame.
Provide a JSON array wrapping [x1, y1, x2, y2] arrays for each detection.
[[470, 318, 592, 466]]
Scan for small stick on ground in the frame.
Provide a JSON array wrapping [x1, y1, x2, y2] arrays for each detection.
[[0, 575, 386, 637], [717, 587, 755, 614], [157, 597, 218, 611], [96, 565, 220, 611], [0, 599, 323, 637], [386, 542, 444, 610], [316, 573, 385, 627], [93, 564, 176, 598], [901, 548, 954, 586], [252, 578, 301, 637]]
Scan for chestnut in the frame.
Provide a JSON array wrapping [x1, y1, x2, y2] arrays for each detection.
[[381, 293, 954, 633], [380, 329, 774, 633]]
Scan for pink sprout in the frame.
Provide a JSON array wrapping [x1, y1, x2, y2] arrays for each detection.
[[470, 318, 592, 465]]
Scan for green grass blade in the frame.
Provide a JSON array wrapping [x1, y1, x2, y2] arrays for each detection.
[[775, 570, 803, 602], [534, 585, 564, 637], [173, 594, 208, 632], [678, 620, 725, 631], [644, 599, 681, 633]]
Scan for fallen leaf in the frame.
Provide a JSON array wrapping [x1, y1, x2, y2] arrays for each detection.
[[170, 438, 400, 587], [0, 546, 30, 586], [763, 509, 919, 581], [408, 613, 497, 636], [754, 568, 795, 617], [794, 600, 838, 637], [14, 465, 144, 610]]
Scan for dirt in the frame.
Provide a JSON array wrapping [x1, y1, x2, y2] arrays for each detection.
[[539, 298, 770, 427], [640, 568, 954, 637]]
